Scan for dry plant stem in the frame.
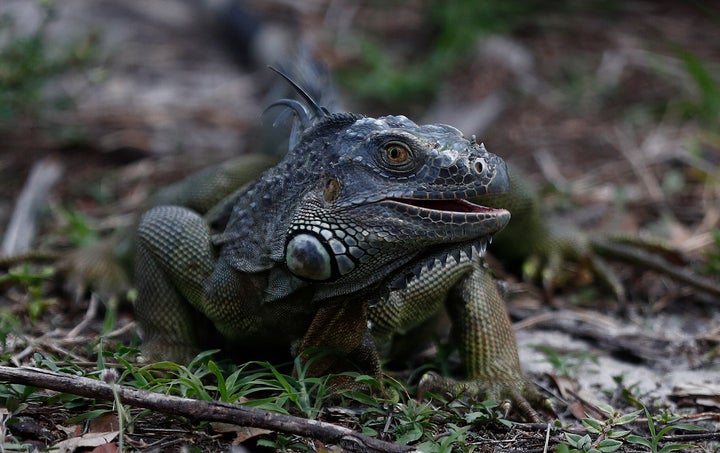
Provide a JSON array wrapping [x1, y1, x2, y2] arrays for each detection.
[[1, 158, 63, 256], [591, 238, 720, 299], [0, 366, 416, 453], [66, 293, 100, 338]]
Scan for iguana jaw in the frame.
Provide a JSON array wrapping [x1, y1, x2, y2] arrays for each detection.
[[380, 197, 510, 233], [388, 198, 501, 214]]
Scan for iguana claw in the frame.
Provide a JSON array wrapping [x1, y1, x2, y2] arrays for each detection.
[[417, 371, 551, 423]]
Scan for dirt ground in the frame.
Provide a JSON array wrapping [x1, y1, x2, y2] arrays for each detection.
[[1, 0, 719, 451]]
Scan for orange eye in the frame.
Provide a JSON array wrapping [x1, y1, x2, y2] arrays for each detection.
[[384, 142, 411, 164]]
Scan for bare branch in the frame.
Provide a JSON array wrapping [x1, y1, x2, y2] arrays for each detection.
[[0, 366, 415, 453]]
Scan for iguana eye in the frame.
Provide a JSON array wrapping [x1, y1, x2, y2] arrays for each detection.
[[384, 142, 411, 164]]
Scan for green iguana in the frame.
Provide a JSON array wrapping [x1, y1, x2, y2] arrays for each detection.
[[3, 68, 718, 422], [133, 71, 548, 421]]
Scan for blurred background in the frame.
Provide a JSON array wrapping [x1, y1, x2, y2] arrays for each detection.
[[1, 0, 718, 260]]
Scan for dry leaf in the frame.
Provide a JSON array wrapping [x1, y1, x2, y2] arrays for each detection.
[[51, 431, 119, 453], [91, 443, 119, 453], [233, 426, 273, 444], [88, 413, 120, 433]]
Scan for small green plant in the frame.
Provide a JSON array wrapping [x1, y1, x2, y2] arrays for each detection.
[[392, 400, 439, 445], [0, 264, 57, 321], [417, 423, 470, 453], [558, 403, 640, 453], [626, 402, 704, 453], [0, 0, 98, 123], [96, 343, 130, 450], [463, 399, 513, 428], [557, 399, 706, 453], [0, 373, 59, 451], [533, 344, 599, 378], [701, 228, 720, 275], [256, 434, 313, 452], [0, 389, 35, 452], [57, 207, 99, 248], [337, 0, 550, 108], [675, 49, 720, 129]]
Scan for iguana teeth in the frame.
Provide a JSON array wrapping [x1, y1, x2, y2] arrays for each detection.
[[470, 240, 488, 260], [459, 249, 470, 262], [449, 249, 462, 263], [438, 253, 448, 267]]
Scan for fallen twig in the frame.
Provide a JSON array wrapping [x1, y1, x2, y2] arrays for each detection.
[[0, 365, 415, 453], [591, 238, 720, 300]]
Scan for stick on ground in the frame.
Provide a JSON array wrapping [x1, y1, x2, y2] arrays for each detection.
[[0, 366, 415, 453]]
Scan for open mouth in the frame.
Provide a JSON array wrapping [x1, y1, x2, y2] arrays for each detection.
[[378, 197, 511, 233], [388, 197, 501, 214]]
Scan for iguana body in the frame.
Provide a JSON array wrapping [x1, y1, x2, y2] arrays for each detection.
[[134, 89, 546, 420]]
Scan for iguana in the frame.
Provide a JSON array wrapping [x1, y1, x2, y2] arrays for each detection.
[[2, 68, 717, 422], [132, 71, 548, 421]]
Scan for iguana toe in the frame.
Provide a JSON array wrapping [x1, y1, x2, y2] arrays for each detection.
[[417, 371, 551, 423]]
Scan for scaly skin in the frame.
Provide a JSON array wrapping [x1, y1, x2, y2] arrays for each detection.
[[134, 101, 547, 420]]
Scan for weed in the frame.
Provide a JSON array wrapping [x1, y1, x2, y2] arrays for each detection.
[[674, 49, 720, 129], [0, 0, 98, 123], [337, 0, 549, 109], [557, 403, 641, 453], [57, 208, 98, 248], [557, 399, 706, 453], [701, 228, 720, 275], [533, 344, 599, 378], [256, 434, 313, 452], [0, 264, 57, 321], [626, 401, 704, 453]]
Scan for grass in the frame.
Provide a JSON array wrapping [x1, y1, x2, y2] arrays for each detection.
[[336, 0, 552, 110], [0, 345, 712, 451], [0, 347, 507, 450], [0, 0, 98, 124], [557, 399, 705, 453], [674, 48, 720, 130], [0, 264, 56, 323], [533, 344, 600, 379]]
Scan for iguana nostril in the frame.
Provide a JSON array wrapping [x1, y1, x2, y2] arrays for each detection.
[[474, 159, 485, 174]]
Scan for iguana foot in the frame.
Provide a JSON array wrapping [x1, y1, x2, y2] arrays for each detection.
[[520, 230, 627, 302], [137, 338, 200, 365], [417, 371, 551, 422], [59, 239, 131, 302]]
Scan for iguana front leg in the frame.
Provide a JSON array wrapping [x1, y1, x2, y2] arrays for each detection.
[[134, 206, 216, 362], [370, 249, 546, 421], [425, 263, 546, 422], [134, 205, 267, 362], [295, 299, 382, 391]]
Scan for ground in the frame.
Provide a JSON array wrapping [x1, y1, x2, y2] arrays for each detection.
[[0, 0, 719, 451]]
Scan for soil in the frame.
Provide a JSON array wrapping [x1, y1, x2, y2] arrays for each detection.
[[1, 0, 719, 451]]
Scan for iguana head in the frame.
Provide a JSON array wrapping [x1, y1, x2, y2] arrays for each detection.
[[283, 113, 510, 280], [218, 69, 510, 300]]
